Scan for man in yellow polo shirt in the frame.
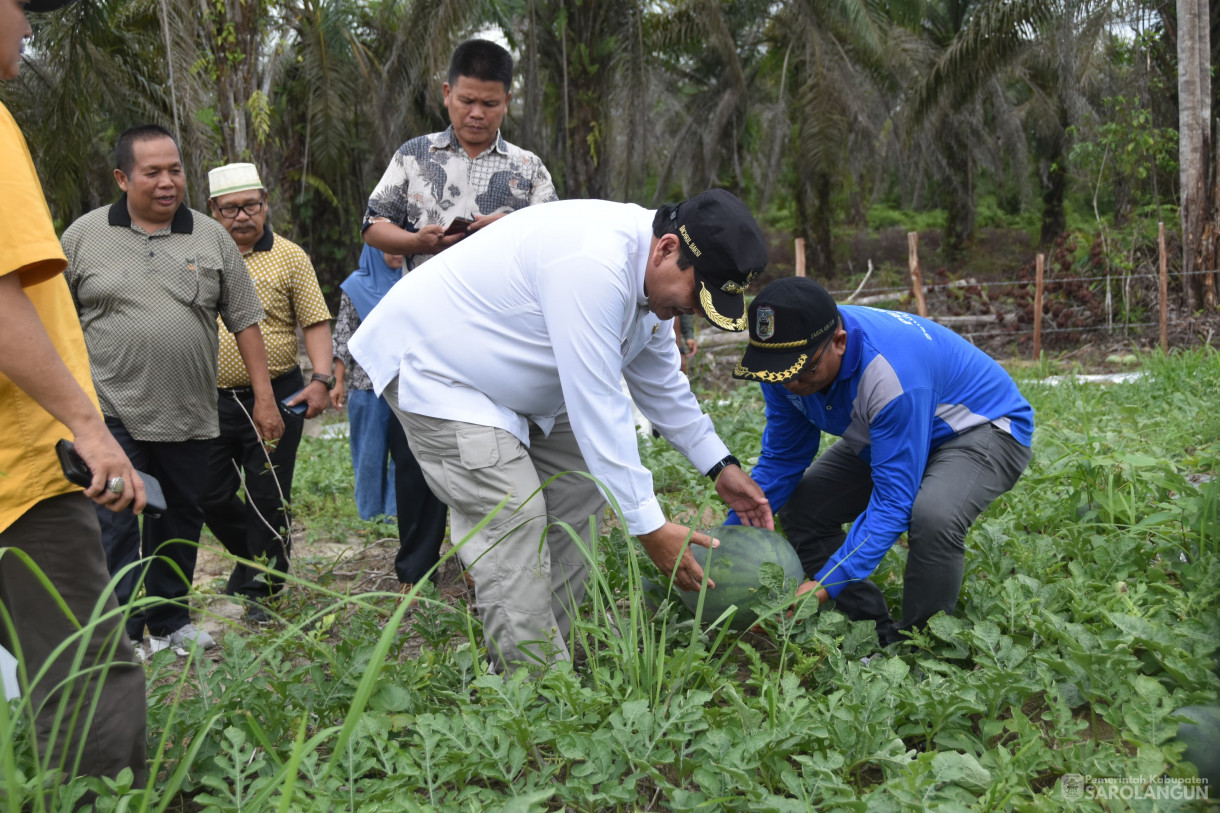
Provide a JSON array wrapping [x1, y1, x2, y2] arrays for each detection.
[[0, 0, 147, 790], [201, 163, 333, 621]]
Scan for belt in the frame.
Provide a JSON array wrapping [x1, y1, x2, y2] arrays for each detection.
[[218, 366, 301, 397]]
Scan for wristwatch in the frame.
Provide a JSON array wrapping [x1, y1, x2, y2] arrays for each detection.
[[311, 372, 336, 389], [705, 454, 741, 481]]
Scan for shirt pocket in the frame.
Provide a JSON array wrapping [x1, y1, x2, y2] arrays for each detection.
[[166, 256, 222, 310]]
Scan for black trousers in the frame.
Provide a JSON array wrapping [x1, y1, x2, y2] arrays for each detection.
[[96, 416, 211, 640], [388, 410, 447, 585], [199, 368, 305, 598]]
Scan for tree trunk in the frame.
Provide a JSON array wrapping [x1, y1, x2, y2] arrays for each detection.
[[1178, 0, 1217, 311], [942, 127, 975, 260], [1039, 155, 1067, 246], [1039, 103, 1070, 246], [799, 172, 835, 278]]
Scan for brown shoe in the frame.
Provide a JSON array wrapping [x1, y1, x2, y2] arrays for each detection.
[[398, 582, 416, 609]]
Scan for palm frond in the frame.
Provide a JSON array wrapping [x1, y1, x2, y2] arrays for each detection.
[[911, 0, 1053, 122]]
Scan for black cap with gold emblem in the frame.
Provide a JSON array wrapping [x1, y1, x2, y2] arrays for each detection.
[[733, 277, 840, 383], [656, 189, 767, 332]]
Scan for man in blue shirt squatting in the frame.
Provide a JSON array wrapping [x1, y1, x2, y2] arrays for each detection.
[[729, 277, 1034, 647]]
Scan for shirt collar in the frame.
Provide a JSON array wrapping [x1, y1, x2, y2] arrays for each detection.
[[431, 125, 508, 158], [634, 208, 654, 307], [833, 308, 860, 385], [249, 224, 275, 253], [107, 193, 194, 234]]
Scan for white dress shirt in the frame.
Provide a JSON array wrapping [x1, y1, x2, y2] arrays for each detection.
[[349, 199, 730, 535]]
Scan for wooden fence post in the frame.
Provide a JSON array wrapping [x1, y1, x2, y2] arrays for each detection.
[[1159, 222, 1169, 351], [794, 238, 806, 277], [1033, 253, 1045, 360], [907, 231, 927, 317]]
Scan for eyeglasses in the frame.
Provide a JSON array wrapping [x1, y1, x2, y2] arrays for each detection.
[[214, 200, 265, 218], [797, 338, 832, 382]]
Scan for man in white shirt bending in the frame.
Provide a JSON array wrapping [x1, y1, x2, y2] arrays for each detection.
[[350, 189, 773, 671]]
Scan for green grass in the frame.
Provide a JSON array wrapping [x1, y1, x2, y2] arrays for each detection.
[[2, 348, 1217, 810]]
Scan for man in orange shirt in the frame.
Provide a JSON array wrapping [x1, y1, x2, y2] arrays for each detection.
[[0, 0, 147, 789]]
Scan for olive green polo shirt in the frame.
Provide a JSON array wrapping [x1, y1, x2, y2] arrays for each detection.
[[62, 196, 265, 442]]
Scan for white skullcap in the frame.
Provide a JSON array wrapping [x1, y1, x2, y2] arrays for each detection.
[[208, 163, 264, 198]]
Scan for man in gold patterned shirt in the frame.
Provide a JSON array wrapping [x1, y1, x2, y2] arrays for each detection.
[[201, 163, 333, 620]]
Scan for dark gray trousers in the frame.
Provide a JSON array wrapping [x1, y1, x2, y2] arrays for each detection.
[[0, 492, 147, 787], [778, 423, 1032, 646]]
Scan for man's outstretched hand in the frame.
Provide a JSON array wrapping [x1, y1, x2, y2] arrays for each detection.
[[714, 465, 773, 529]]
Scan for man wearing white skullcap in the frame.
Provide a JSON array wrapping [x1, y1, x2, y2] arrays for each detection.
[[200, 163, 333, 621]]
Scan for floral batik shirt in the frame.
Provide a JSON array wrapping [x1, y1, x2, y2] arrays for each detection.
[[362, 126, 557, 269]]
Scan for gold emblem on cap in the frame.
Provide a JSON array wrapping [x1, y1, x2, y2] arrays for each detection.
[[733, 352, 809, 382], [699, 282, 747, 331], [721, 280, 747, 295]]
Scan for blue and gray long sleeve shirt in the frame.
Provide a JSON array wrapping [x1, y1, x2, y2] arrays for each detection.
[[727, 306, 1034, 598]]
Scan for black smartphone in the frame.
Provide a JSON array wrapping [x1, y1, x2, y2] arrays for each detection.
[[55, 439, 166, 519], [443, 217, 474, 237], [279, 389, 308, 417]]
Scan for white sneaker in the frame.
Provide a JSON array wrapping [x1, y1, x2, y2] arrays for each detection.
[[168, 624, 216, 650], [146, 634, 181, 657], [129, 639, 146, 664], [149, 624, 216, 657]]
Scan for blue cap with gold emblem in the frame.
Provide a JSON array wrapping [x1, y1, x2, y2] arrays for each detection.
[[655, 189, 767, 332], [733, 277, 840, 383]]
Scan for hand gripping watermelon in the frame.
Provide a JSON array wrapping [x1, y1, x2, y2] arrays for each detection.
[[646, 525, 804, 630]]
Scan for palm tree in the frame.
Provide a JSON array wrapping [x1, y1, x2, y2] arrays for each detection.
[[511, 0, 649, 199], [768, 0, 895, 276], [905, 0, 1053, 258], [643, 0, 774, 202], [1008, 0, 1112, 245], [6, 0, 209, 220]]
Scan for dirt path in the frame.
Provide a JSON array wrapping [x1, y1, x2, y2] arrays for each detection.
[[183, 522, 471, 660]]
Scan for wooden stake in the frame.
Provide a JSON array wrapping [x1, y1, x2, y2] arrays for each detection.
[[908, 232, 927, 317], [794, 238, 806, 277], [1033, 253, 1045, 360], [1159, 221, 1169, 351]]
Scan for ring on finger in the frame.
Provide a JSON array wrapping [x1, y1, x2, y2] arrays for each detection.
[[107, 476, 124, 496]]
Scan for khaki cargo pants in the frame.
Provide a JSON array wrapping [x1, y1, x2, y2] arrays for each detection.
[[387, 383, 605, 672]]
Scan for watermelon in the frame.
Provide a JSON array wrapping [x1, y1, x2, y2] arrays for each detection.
[[642, 525, 804, 630], [1174, 705, 1220, 787]]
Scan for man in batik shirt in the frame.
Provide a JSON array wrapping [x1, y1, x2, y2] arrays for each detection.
[[362, 38, 557, 266]]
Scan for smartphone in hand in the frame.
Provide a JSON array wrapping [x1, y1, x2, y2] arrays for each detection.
[[55, 439, 166, 518], [443, 217, 474, 237], [279, 389, 308, 417]]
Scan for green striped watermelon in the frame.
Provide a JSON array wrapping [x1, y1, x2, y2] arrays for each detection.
[[642, 525, 804, 630], [1174, 705, 1220, 787]]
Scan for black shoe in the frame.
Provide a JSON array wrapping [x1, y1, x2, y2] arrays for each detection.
[[244, 600, 271, 624]]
